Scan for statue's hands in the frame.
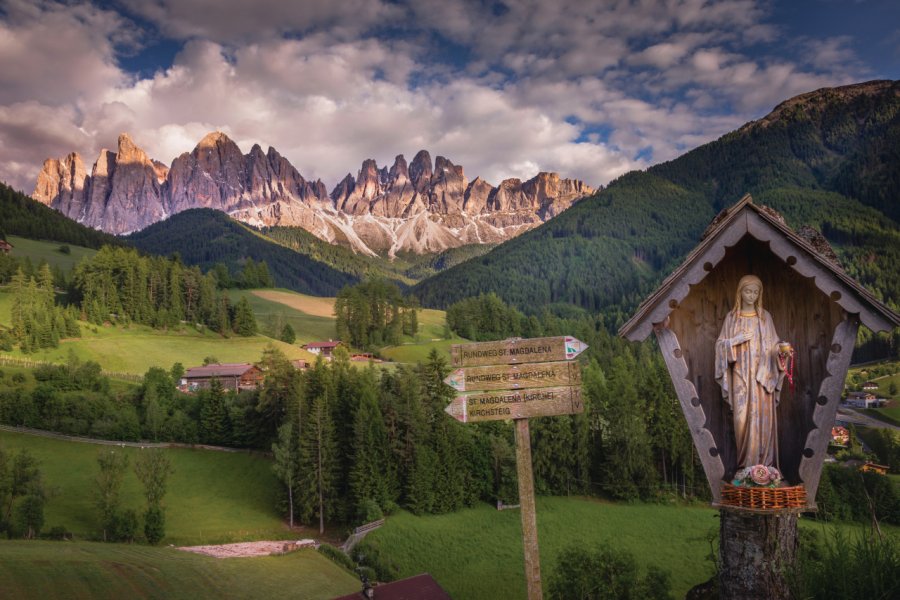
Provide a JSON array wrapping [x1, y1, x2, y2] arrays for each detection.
[[731, 331, 753, 346]]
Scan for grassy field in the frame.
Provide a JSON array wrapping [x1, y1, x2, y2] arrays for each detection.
[[0, 541, 359, 600], [230, 289, 337, 344], [364, 499, 899, 600], [7, 236, 97, 274], [0, 319, 314, 376], [364, 498, 720, 599], [378, 307, 463, 364], [0, 429, 291, 545]]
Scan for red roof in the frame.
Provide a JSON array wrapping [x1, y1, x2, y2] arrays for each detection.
[[333, 573, 450, 600], [184, 363, 258, 378], [304, 341, 342, 349]]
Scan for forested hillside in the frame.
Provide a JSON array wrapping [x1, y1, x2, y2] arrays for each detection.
[[126, 209, 358, 296], [412, 81, 900, 326], [0, 182, 122, 249]]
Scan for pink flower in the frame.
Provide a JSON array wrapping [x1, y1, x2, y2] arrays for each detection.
[[768, 467, 781, 482], [750, 465, 771, 485]]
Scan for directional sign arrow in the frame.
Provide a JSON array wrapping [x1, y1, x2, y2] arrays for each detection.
[[444, 385, 584, 423], [451, 336, 588, 367], [444, 360, 582, 392]]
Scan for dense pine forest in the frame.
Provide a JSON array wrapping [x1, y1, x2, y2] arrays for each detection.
[[126, 209, 358, 296], [0, 182, 122, 249]]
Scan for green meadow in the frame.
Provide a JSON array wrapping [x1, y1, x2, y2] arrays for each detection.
[[0, 429, 288, 545], [229, 288, 337, 344], [6, 235, 97, 274], [363, 499, 719, 599], [0, 541, 359, 600], [0, 323, 314, 375]]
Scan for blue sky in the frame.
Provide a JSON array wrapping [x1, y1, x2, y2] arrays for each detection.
[[1, 0, 897, 192]]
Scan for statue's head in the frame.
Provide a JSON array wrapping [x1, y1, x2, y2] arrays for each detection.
[[733, 274, 763, 313]]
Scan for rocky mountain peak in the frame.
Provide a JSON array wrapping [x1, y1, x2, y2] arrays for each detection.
[[197, 130, 233, 149], [33, 132, 594, 255], [409, 150, 433, 188]]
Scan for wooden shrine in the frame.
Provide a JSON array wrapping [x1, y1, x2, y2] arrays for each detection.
[[619, 194, 900, 507]]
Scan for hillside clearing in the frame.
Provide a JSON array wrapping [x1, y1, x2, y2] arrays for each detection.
[[251, 289, 336, 318], [0, 429, 290, 545]]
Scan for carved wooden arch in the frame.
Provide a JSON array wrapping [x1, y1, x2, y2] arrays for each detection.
[[620, 196, 899, 507]]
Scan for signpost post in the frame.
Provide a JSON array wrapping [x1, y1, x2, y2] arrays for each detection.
[[444, 336, 587, 600]]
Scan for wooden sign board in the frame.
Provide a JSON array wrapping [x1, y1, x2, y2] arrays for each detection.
[[444, 385, 584, 423], [443, 360, 581, 392], [450, 336, 587, 367]]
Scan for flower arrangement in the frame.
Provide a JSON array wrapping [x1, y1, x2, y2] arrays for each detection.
[[732, 464, 782, 487]]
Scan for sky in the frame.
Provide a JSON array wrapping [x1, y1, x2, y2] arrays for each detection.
[[1, 0, 898, 194]]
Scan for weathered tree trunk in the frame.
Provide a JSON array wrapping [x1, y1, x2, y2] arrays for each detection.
[[719, 509, 798, 600]]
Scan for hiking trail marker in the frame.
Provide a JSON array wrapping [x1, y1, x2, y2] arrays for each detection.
[[444, 336, 587, 600]]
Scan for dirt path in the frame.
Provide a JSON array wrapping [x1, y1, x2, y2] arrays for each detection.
[[178, 539, 316, 558]]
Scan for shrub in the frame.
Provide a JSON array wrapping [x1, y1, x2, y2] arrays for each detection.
[[318, 544, 356, 572], [547, 543, 673, 600], [144, 506, 165, 545]]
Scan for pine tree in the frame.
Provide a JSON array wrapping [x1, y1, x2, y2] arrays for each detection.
[[349, 378, 394, 522], [298, 393, 338, 534], [232, 297, 257, 336], [272, 422, 300, 528]]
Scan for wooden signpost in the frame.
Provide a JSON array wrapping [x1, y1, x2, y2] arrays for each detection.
[[444, 336, 587, 600]]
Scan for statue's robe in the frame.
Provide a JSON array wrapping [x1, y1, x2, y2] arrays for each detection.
[[715, 309, 785, 469]]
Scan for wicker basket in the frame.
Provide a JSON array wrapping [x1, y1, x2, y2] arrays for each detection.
[[720, 484, 806, 511]]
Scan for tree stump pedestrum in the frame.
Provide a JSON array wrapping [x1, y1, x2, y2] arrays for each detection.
[[718, 508, 798, 600]]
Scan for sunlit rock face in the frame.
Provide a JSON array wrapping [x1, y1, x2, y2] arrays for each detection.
[[33, 132, 594, 254]]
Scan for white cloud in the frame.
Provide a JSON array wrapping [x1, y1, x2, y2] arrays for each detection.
[[0, 0, 877, 197], [117, 0, 402, 42]]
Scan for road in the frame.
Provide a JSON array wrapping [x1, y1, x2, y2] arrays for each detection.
[[835, 407, 900, 432]]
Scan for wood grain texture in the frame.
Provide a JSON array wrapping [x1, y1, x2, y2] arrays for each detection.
[[666, 237, 844, 504], [798, 316, 859, 505], [515, 419, 543, 600], [444, 361, 581, 392]]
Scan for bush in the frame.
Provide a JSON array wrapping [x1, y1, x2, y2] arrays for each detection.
[[143, 506, 165, 544], [318, 544, 356, 572], [353, 538, 400, 582], [11, 372, 27, 384], [547, 544, 673, 600], [109, 509, 138, 543], [357, 498, 383, 525]]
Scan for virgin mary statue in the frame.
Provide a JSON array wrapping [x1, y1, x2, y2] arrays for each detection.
[[715, 275, 787, 470]]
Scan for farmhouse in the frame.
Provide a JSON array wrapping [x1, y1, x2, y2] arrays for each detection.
[[830, 426, 850, 446], [0, 239, 12, 254], [861, 381, 878, 391], [845, 391, 879, 408], [180, 363, 264, 392], [302, 340, 343, 359]]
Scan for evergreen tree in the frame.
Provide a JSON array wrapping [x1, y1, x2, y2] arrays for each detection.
[[298, 392, 338, 534], [272, 422, 300, 528], [349, 375, 394, 522], [232, 297, 257, 336]]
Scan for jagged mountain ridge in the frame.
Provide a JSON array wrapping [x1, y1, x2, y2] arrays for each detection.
[[33, 132, 593, 257]]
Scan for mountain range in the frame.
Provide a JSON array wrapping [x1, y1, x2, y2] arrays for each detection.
[[32, 133, 592, 257]]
